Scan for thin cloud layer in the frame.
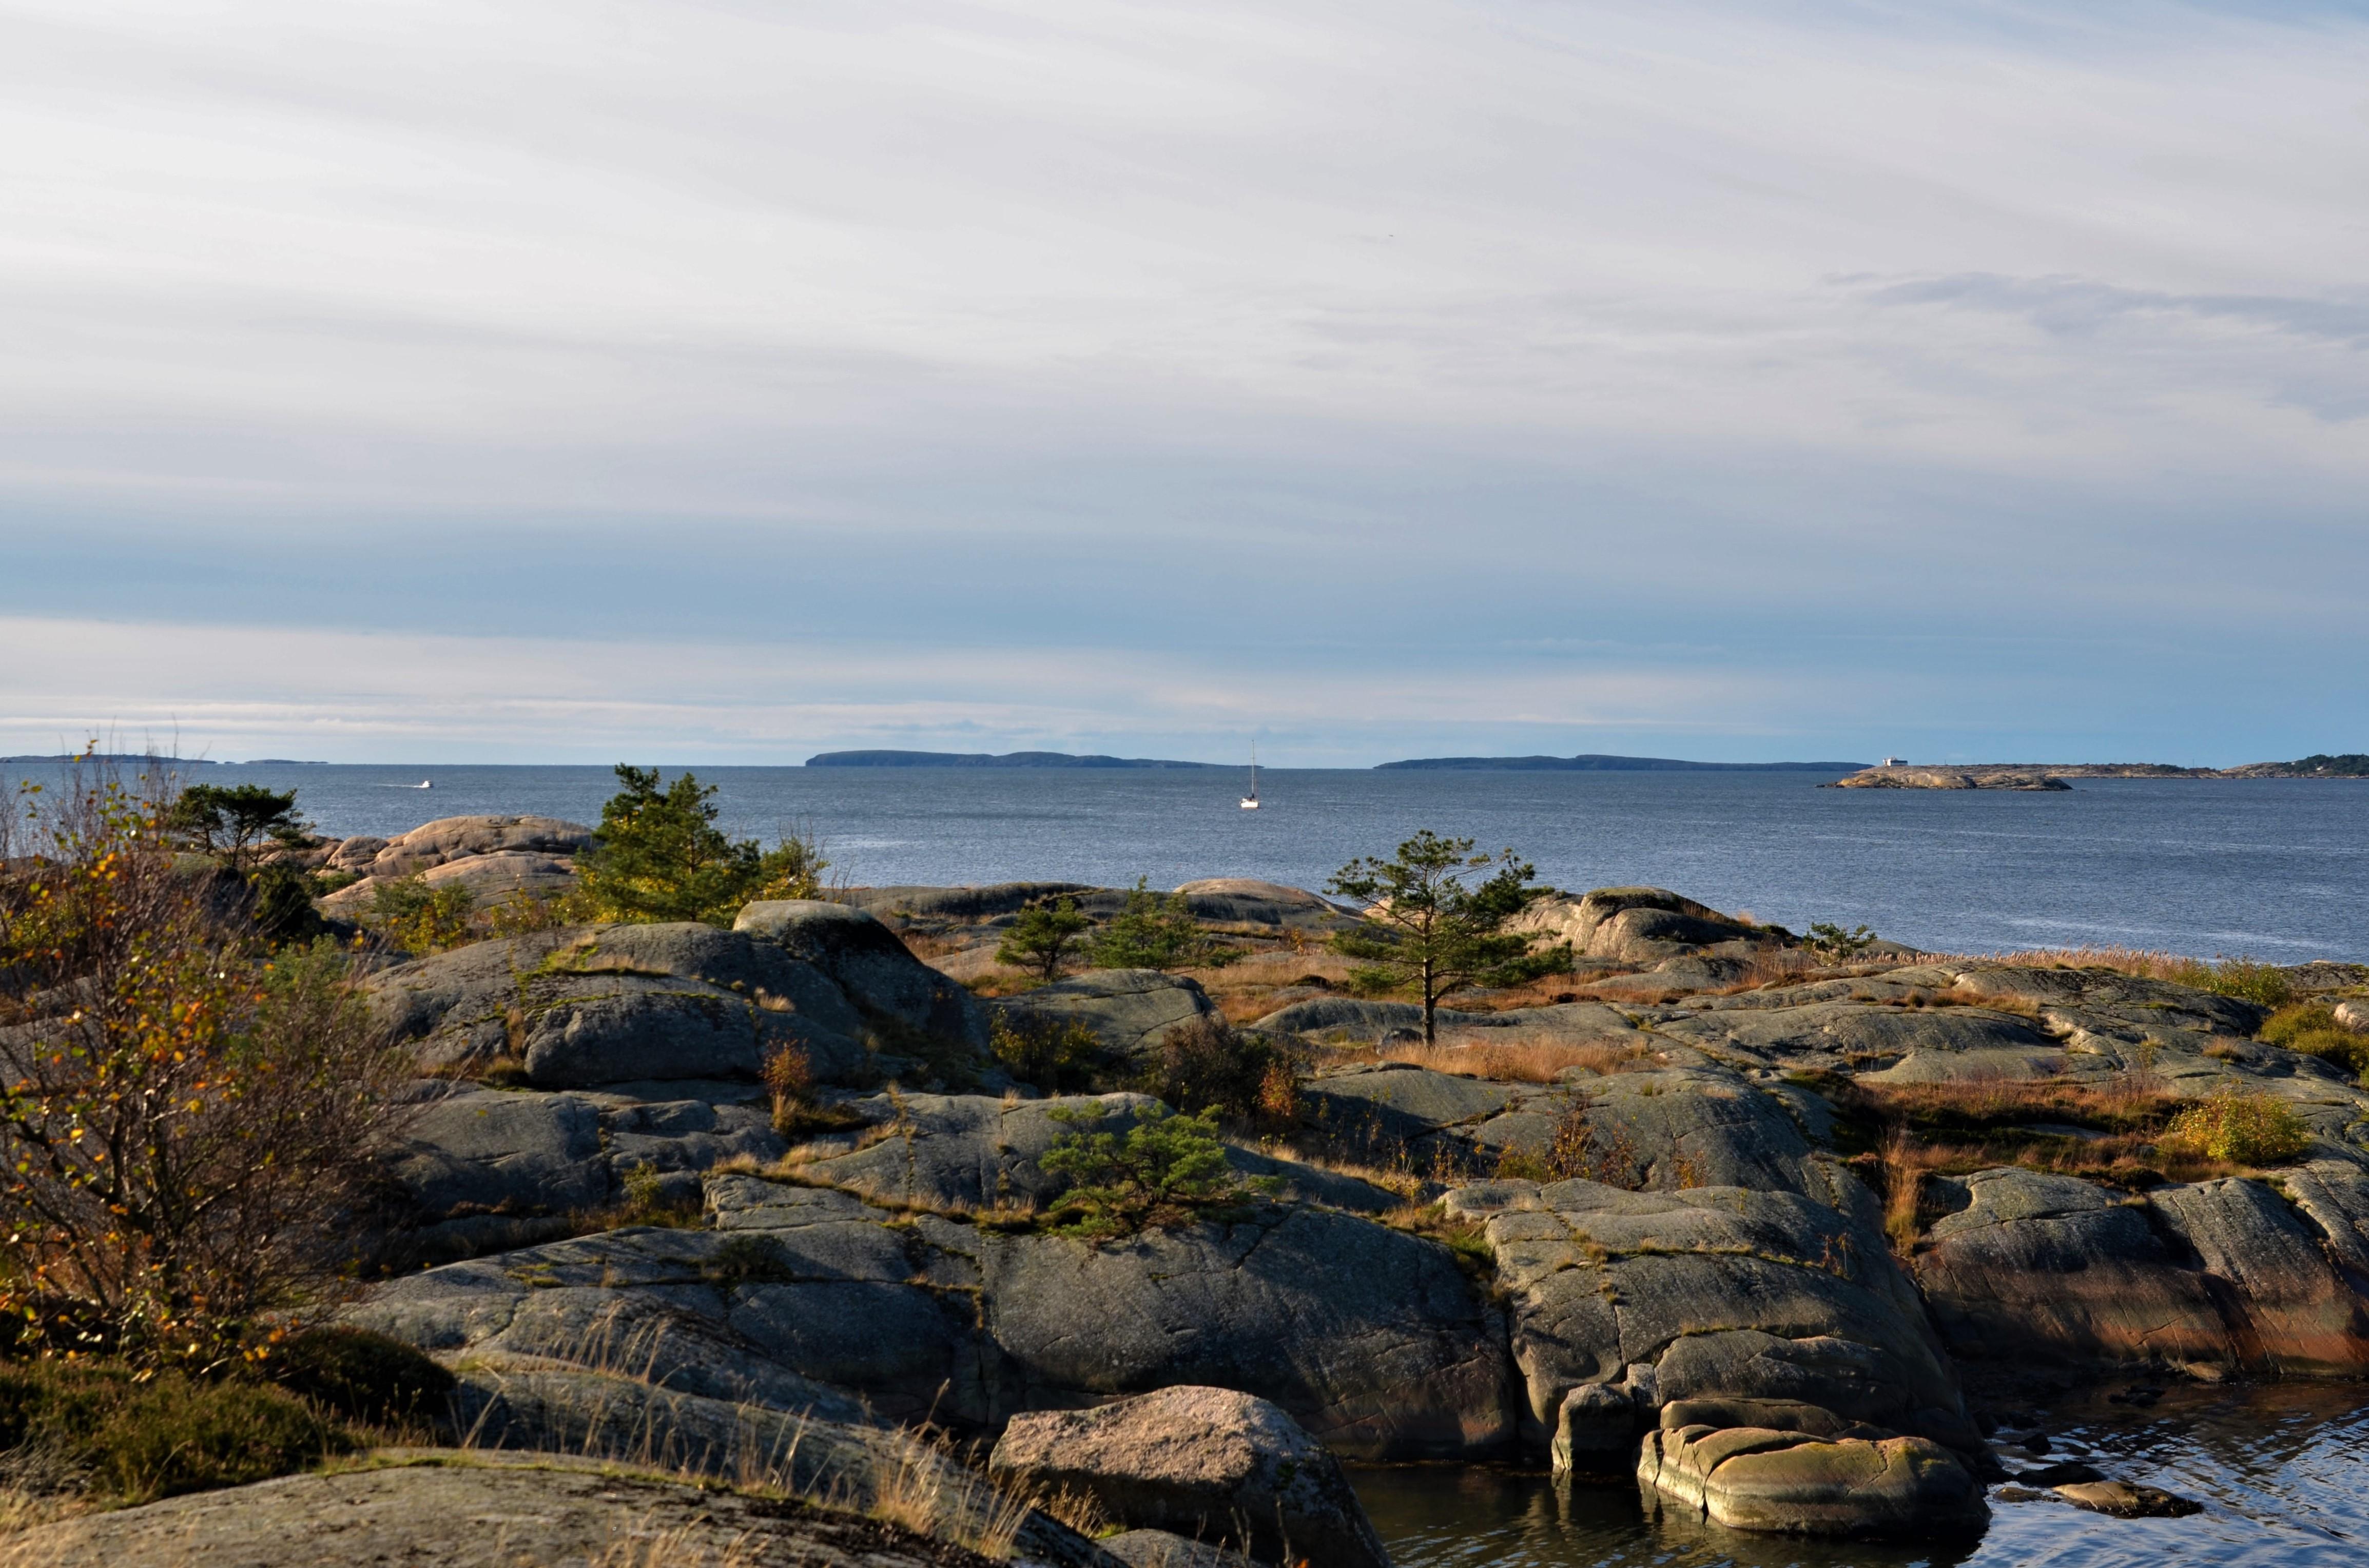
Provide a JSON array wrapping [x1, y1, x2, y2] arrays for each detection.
[[1, 2, 2365, 760]]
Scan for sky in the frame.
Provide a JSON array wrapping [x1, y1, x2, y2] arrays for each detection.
[[3, 0, 2367, 767]]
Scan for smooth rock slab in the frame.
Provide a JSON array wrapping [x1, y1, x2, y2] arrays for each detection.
[[994, 970, 1218, 1059], [1916, 1168, 2226, 1367], [989, 1386, 1390, 1568], [1638, 1424, 1986, 1537]]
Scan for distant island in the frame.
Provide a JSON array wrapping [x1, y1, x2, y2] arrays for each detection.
[[806, 750, 1221, 769], [1830, 754, 2369, 789], [0, 753, 220, 766], [1376, 754, 1868, 772]]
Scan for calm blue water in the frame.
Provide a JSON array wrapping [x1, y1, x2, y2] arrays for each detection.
[[13, 762, 2366, 961], [1353, 1383, 2369, 1568]]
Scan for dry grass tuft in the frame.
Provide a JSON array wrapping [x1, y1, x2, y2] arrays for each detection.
[[592, 1518, 765, 1568], [1325, 1036, 1653, 1083], [1826, 1072, 2288, 1229]]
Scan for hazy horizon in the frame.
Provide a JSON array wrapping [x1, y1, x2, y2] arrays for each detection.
[[5, 2, 2366, 767]]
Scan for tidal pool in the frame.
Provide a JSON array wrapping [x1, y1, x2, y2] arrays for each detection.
[[1350, 1384, 2369, 1568]]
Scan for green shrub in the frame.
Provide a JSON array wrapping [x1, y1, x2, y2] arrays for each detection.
[[0, 1361, 353, 1504], [1804, 922, 1877, 959], [245, 859, 331, 945], [2259, 1004, 2369, 1078], [2157, 1085, 2313, 1165], [1143, 1016, 1305, 1127], [996, 897, 1090, 984], [1089, 879, 1238, 971], [267, 1327, 454, 1430], [572, 764, 825, 927], [989, 1012, 1109, 1095], [2166, 957, 2294, 1009], [371, 875, 475, 953], [1040, 1102, 1265, 1236]]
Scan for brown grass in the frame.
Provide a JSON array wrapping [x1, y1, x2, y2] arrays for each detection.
[[1324, 1036, 1653, 1083], [1830, 1074, 2260, 1228], [1850, 1074, 2179, 1129], [1937, 945, 2201, 979]]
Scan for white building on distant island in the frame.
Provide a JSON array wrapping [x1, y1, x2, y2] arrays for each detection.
[[1880, 756, 1907, 767]]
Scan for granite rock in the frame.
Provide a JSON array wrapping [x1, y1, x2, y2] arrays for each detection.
[[988, 1386, 1390, 1568]]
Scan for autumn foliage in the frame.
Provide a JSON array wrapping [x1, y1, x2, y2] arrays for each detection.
[[0, 764, 411, 1365]]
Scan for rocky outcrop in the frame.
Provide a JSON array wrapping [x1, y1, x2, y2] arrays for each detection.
[[1508, 887, 1774, 965], [349, 1165, 1516, 1459], [379, 1078, 791, 1261], [365, 910, 985, 1088], [318, 814, 595, 914], [1637, 1419, 1986, 1536], [1827, 768, 2070, 790], [1171, 879, 1348, 929], [1481, 1177, 1970, 1454], [790, 1093, 1401, 1215], [1299, 1062, 1838, 1200], [1915, 1168, 2225, 1367], [7, 1447, 1122, 1568], [1914, 1166, 2369, 1374], [993, 971, 1218, 1060], [988, 1386, 1390, 1568]]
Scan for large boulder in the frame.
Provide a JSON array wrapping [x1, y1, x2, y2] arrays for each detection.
[[736, 899, 991, 1045], [2147, 1177, 2369, 1371], [1171, 879, 1346, 929], [366, 914, 984, 1088], [374, 1079, 795, 1264], [1509, 887, 1768, 965], [1484, 1178, 1969, 1453], [988, 1386, 1390, 1568], [995, 970, 1218, 1060], [1637, 1421, 1986, 1537]]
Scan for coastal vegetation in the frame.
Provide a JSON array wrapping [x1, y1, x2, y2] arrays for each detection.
[[0, 769, 410, 1367], [2260, 1003, 2369, 1077], [1090, 878, 1238, 970], [994, 896, 1090, 982], [571, 764, 825, 926], [1326, 831, 1571, 1043], [0, 767, 452, 1530], [1039, 1102, 1267, 1236]]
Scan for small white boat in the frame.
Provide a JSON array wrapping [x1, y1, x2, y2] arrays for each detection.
[[414, 779, 432, 789], [1240, 743, 1259, 810]]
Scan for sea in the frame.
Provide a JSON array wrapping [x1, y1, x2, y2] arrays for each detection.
[[1353, 1381, 2369, 1568], [22, 760, 2365, 962]]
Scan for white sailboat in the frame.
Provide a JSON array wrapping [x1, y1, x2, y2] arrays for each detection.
[[1240, 743, 1260, 810]]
